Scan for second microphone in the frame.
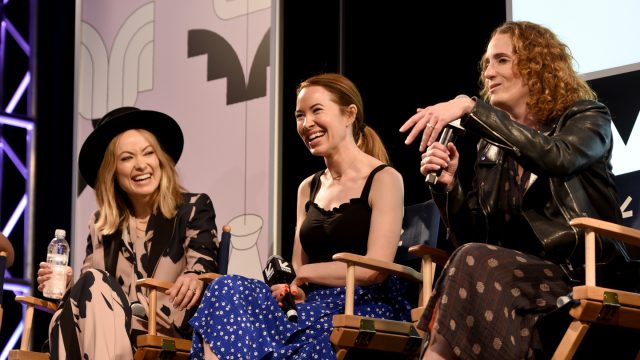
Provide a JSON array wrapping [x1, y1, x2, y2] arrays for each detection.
[[262, 255, 298, 322]]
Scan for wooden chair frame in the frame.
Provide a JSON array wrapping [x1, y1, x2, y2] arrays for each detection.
[[9, 273, 220, 360], [552, 217, 640, 360], [134, 273, 219, 359], [330, 244, 448, 359], [9, 226, 230, 359], [8, 296, 57, 360]]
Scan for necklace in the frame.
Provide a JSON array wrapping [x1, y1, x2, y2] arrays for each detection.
[[135, 217, 149, 237], [327, 156, 358, 182]]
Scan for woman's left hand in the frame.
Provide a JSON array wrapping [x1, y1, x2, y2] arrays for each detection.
[[166, 272, 203, 310], [400, 96, 473, 151]]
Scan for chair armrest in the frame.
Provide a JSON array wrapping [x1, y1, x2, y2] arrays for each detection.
[[136, 279, 173, 336], [136, 278, 173, 292], [570, 217, 640, 287], [332, 252, 422, 283], [136, 273, 221, 291], [13, 295, 58, 351], [14, 295, 58, 314], [136, 274, 219, 336], [408, 244, 450, 265], [570, 217, 640, 247], [332, 252, 422, 316], [198, 273, 221, 284], [407, 244, 450, 320]]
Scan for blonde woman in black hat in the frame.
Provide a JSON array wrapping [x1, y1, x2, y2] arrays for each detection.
[[36, 107, 219, 359]]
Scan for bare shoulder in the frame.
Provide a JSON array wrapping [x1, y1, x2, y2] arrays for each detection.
[[297, 173, 316, 197], [374, 164, 403, 187]]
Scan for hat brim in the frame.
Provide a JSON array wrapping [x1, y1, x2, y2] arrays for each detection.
[[78, 109, 183, 189]]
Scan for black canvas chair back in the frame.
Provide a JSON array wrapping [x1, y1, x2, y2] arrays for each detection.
[[396, 200, 441, 269], [217, 225, 231, 275]]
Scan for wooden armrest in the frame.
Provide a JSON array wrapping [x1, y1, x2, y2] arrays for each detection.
[[407, 244, 450, 319], [570, 217, 640, 247], [198, 273, 221, 283], [572, 285, 640, 308], [135, 278, 172, 336], [333, 252, 423, 317], [136, 278, 173, 336], [13, 295, 58, 351], [15, 295, 58, 314], [136, 275, 218, 336], [332, 252, 422, 283], [136, 278, 173, 291], [137, 273, 221, 291], [571, 217, 640, 286], [408, 244, 450, 265]]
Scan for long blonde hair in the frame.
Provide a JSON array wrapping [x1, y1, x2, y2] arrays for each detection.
[[479, 21, 597, 124], [297, 73, 390, 163], [94, 129, 184, 234]]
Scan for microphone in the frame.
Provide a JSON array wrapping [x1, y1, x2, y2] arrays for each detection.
[[130, 301, 147, 320], [262, 255, 298, 322], [425, 118, 465, 185]]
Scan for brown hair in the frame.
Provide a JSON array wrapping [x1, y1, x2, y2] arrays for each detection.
[[297, 73, 389, 163], [479, 21, 596, 124], [94, 129, 184, 234]]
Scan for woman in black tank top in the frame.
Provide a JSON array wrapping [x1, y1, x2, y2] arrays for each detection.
[[190, 73, 411, 359]]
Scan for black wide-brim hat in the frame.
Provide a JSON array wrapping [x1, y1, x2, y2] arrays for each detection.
[[79, 106, 184, 189]]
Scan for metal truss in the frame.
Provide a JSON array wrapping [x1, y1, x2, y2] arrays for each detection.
[[0, 0, 35, 358]]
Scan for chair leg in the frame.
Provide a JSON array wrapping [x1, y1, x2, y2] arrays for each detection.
[[552, 320, 589, 360], [20, 305, 35, 350]]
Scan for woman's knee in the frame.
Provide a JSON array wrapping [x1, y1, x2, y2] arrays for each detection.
[[70, 268, 120, 300]]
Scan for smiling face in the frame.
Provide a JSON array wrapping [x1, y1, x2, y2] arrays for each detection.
[[114, 129, 162, 206], [482, 33, 529, 118], [294, 85, 355, 157]]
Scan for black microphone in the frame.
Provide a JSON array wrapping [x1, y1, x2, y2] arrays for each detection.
[[262, 255, 298, 322], [425, 119, 465, 185]]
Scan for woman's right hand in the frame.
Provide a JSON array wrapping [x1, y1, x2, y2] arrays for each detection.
[[420, 142, 459, 191], [270, 283, 305, 307], [37, 262, 72, 292]]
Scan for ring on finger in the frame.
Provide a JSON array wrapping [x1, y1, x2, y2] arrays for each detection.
[[190, 288, 197, 294], [426, 123, 435, 129]]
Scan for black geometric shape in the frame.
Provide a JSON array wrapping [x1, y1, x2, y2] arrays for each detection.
[[188, 28, 271, 105]]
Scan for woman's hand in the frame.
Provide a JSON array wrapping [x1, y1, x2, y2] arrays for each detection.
[[270, 282, 305, 307], [166, 272, 203, 311], [400, 96, 473, 152], [290, 282, 306, 304], [36, 262, 72, 292], [420, 142, 459, 191]]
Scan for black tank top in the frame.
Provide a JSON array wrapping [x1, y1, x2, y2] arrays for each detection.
[[299, 164, 388, 264]]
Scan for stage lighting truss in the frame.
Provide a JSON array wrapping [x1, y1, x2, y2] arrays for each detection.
[[0, 0, 35, 359]]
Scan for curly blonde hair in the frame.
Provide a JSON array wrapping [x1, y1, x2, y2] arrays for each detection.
[[297, 73, 390, 163], [479, 21, 596, 124], [94, 129, 184, 235]]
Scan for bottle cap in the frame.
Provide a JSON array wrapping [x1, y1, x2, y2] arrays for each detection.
[[55, 229, 66, 238]]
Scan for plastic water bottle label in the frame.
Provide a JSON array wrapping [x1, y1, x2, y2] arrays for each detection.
[[43, 264, 67, 299], [46, 253, 68, 266]]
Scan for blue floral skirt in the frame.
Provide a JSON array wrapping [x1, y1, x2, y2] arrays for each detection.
[[190, 274, 411, 359]]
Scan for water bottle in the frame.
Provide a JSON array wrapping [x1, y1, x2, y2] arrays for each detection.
[[43, 229, 69, 299]]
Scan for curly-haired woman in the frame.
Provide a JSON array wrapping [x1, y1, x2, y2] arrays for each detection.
[[401, 21, 635, 359]]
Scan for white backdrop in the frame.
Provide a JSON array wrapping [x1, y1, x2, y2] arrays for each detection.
[[73, 0, 274, 280]]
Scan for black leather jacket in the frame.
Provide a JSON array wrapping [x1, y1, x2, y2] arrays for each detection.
[[432, 99, 630, 279]]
